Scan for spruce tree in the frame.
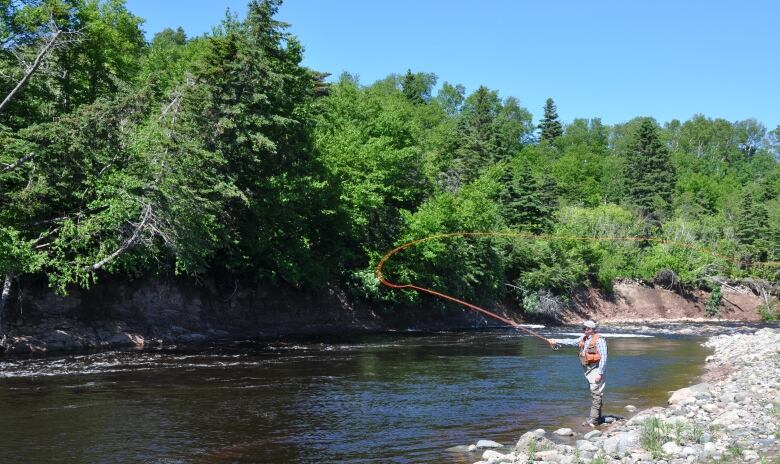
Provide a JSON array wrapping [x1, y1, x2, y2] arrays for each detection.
[[196, 0, 339, 285], [500, 160, 550, 233], [625, 119, 676, 221], [452, 86, 501, 183], [401, 69, 423, 104], [539, 97, 563, 143], [735, 189, 769, 246], [401, 69, 436, 104]]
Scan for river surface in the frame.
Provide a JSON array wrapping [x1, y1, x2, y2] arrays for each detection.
[[0, 327, 711, 463]]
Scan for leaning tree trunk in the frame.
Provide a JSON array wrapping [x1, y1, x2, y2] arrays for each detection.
[[0, 29, 61, 113], [0, 273, 13, 345]]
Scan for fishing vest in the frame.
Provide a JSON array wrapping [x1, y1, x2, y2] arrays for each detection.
[[578, 334, 601, 366]]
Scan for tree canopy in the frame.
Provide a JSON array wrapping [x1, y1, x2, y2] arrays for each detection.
[[2, 0, 778, 329]]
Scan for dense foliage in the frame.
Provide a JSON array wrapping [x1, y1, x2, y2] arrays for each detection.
[[2, 0, 779, 327]]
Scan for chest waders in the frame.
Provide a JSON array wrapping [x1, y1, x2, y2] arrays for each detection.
[[579, 335, 604, 425]]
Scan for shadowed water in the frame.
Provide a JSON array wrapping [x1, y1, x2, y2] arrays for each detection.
[[0, 328, 710, 463]]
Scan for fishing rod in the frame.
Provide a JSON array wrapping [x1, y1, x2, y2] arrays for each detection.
[[375, 232, 557, 346], [375, 231, 779, 346]]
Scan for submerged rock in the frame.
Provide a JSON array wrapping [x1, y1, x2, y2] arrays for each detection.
[[481, 449, 504, 460], [444, 445, 471, 453], [475, 439, 502, 448]]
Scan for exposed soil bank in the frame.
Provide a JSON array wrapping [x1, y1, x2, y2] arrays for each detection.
[[0, 276, 770, 355], [568, 281, 767, 323]]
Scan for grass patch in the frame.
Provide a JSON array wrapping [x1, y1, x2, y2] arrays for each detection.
[[688, 424, 705, 444], [641, 416, 669, 459], [757, 298, 780, 322], [526, 439, 536, 464], [727, 443, 743, 458], [641, 416, 706, 458]]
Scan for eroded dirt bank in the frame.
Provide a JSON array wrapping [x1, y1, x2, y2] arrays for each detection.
[[0, 276, 771, 355]]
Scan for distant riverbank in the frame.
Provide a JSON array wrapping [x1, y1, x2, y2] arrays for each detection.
[[0, 275, 771, 356]]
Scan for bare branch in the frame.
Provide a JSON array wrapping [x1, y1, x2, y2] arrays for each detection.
[[0, 27, 62, 113], [90, 204, 153, 272], [1, 152, 34, 173], [158, 93, 182, 121]]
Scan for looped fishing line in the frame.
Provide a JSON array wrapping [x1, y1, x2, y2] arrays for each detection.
[[375, 232, 779, 343]]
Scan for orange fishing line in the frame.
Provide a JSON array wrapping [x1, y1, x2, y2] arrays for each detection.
[[375, 232, 779, 341]]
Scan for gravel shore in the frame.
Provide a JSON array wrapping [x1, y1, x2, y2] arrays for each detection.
[[468, 327, 780, 464]]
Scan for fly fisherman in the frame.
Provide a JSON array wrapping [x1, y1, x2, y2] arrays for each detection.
[[546, 320, 607, 427]]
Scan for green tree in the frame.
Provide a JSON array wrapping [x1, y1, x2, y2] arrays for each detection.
[[494, 96, 534, 157], [401, 69, 437, 104], [500, 159, 550, 233], [539, 97, 563, 144], [314, 75, 434, 269], [195, 0, 340, 286], [434, 81, 465, 115], [735, 189, 769, 247], [625, 118, 676, 221]]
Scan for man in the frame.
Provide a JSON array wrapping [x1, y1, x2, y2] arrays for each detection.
[[547, 320, 608, 427]]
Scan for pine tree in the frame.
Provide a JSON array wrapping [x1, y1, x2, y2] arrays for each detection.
[[539, 97, 563, 143], [735, 190, 769, 246], [196, 0, 339, 285], [452, 86, 501, 183], [500, 160, 550, 233], [401, 69, 424, 104], [401, 69, 436, 104], [625, 119, 676, 221]]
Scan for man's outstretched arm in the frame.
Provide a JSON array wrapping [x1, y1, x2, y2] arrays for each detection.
[[546, 337, 581, 349]]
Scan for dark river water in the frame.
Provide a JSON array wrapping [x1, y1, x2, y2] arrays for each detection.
[[0, 328, 710, 463]]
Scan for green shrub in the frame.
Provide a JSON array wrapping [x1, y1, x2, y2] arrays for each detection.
[[757, 298, 780, 323], [706, 286, 722, 317]]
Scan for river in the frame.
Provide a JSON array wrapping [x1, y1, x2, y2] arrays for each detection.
[[0, 327, 711, 463]]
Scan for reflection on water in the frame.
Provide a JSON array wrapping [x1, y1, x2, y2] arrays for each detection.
[[0, 329, 710, 463]]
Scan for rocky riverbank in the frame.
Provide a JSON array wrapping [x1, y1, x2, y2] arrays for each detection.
[[466, 327, 780, 464]]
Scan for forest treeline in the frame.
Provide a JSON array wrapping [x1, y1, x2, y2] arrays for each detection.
[[2, 0, 779, 327]]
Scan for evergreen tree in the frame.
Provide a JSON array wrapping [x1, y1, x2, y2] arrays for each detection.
[[401, 69, 436, 104], [451, 86, 501, 184], [539, 97, 563, 143], [195, 0, 339, 285], [625, 118, 676, 221], [735, 189, 769, 246], [537, 170, 559, 224], [500, 160, 550, 233]]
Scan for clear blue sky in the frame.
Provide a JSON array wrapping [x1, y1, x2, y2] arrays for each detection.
[[125, 0, 780, 129]]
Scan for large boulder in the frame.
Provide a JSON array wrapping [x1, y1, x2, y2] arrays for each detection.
[[603, 430, 639, 457], [7, 336, 46, 354], [668, 382, 711, 404], [711, 410, 740, 427], [514, 431, 555, 454]]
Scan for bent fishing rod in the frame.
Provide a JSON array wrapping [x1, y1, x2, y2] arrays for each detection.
[[375, 232, 557, 347]]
